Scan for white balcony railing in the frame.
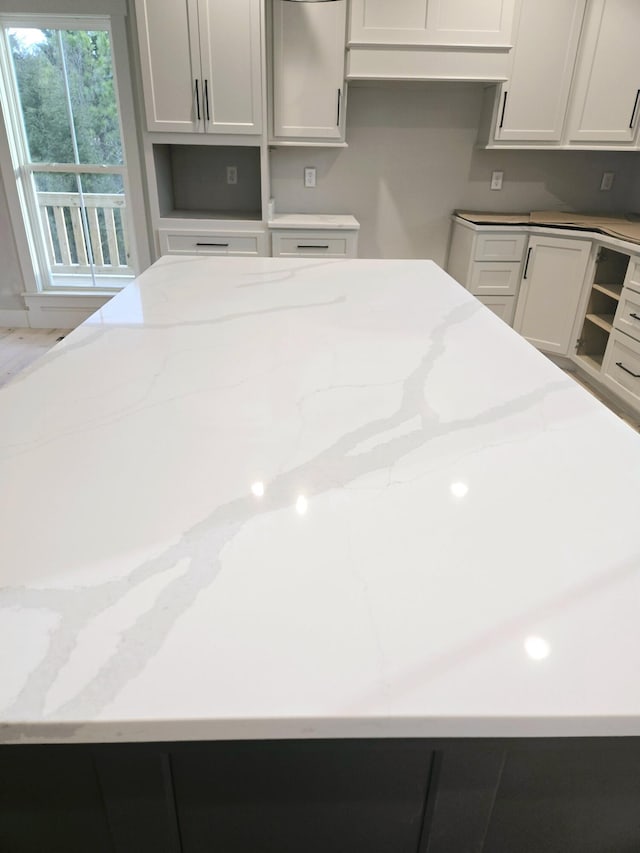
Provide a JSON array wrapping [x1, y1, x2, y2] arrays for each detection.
[[36, 191, 135, 282]]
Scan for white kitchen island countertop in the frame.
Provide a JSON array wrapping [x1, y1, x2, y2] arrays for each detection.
[[1, 256, 640, 745]]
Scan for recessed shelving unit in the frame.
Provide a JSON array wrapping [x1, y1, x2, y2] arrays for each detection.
[[576, 247, 629, 372], [153, 144, 262, 221]]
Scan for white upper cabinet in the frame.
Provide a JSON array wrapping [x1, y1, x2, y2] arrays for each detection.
[[349, 0, 516, 47], [135, 0, 262, 135], [566, 0, 640, 144], [272, 0, 347, 142], [494, 0, 586, 142], [198, 0, 263, 134], [135, 0, 200, 133]]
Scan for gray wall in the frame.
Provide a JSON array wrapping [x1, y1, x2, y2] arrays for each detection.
[[270, 83, 640, 264]]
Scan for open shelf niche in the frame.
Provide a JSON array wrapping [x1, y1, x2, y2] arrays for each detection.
[[576, 247, 629, 370], [153, 144, 262, 221]]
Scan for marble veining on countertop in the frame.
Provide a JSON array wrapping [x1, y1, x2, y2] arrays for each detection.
[[1, 256, 640, 744]]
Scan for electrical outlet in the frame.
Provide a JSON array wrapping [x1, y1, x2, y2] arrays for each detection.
[[227, 166, 237, 185], [490, 170, 504, 191], [600, 171, 615, 191], [304, 167, 316, 188]]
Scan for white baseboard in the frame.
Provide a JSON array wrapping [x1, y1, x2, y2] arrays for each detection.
[[0, 308, 29, 327], [23, 293, 113, 329]]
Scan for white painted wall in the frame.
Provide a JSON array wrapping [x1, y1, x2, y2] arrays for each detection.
[[0, 168, 26, 310], [270, 83, 639, 263]]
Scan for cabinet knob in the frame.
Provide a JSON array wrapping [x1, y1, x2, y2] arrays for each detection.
[[499, 90, 508, 129]]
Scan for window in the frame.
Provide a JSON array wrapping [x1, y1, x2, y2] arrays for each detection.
[[0, 16, 138, 291]]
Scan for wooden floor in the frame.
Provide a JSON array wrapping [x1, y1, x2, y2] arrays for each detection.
[[0, 328, 67, 388]]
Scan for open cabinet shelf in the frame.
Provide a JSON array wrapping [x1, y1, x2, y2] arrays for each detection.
[[153, 144, 262, 222], [577, 247, 630, 372]]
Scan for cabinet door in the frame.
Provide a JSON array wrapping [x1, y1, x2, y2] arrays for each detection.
[[425, 0, 515, 46], [349, 0, 514, 46], [135, 0, 202, 133], [349, 0, 430, 44], [272, 0, 347, 140], [566, 0, 640, 144], [495, 0, 586, 142], [513, 236, 591, 355], [198, 0, 262, 134]]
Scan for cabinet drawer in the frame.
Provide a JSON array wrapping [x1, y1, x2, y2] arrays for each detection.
[[615, 289, 640, 343], [477, 295, 516, 326], [468, 261, 521, 296], [159, 230, 263, 256], [624, 257, 640, 295], [603, 332, 640, 408], [272, 230, 357, 258], [474, 233, 527, 262]]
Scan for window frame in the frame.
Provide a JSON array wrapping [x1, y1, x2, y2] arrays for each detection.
[[0, 12, 150, 295]]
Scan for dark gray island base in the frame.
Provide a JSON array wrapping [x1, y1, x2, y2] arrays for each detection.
[[2, 737, 640, 852]]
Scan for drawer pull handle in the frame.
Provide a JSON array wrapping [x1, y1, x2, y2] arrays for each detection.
[[204, 79, 210, 122], [616, 361, 640, 378], [630, 312, 640, 321], [297, 244, 329, 249], [196, 242, 229, 247], [630, 89, 640, 128], [195, 79, 200, 121], [337, 88, 341, 126], [523, 246, 532, 279]]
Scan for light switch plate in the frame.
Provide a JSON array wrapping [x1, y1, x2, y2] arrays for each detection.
[[304, 167, 317, 188], [490, 170, 504, 191], [227, 166, 237, 185]]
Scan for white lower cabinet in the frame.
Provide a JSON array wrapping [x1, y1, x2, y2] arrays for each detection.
[[272, 233, 353, 258], [513, 236, 591, 355], [158, 227, 267, 256], [615, 289, 640, 341], [269, 214, 359, 258], [446, 219, 525, 326], [468, 262, 521, 296], [478, 295, 516, 325], [449, 216, 640, 416], [603, 332, 640, 408]]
